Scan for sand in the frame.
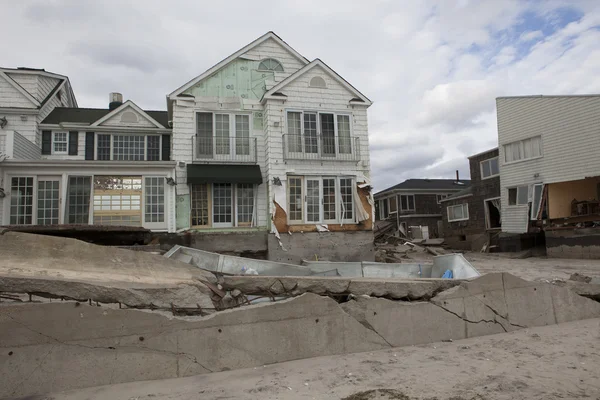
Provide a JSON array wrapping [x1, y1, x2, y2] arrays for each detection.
[[46, 318, 600, 400]]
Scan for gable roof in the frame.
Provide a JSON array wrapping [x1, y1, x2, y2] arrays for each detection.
[[91, 100, 165, 128], [0, 67, 78, 108], [375, 179, 472, 197], [262, 59, 372, 105], [41, 107, 169, 128], [168, 32, 309, 99], [0, 70, 41, 107]]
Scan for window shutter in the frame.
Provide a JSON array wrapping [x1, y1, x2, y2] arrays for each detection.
[[68, 131, 79, 155], [42, 131, 52, 155], [85, 132, 95, 160], [162, 134, 171, 161]]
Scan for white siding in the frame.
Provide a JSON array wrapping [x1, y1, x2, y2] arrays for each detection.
[[37, 76, 60, 102], [242, 37, 305, 84], [8, 73, 38, 101], [0, 115, 38, 142], [497, 96, 600, 233], [12, 131, 41, 160], [100, 107, 157, 128], [0, 134, 5, 157], [0, 75, 36, 108]]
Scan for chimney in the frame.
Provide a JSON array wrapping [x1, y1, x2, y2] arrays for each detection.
[[109, 92, 123, 110], [456, 170, 460, 182]]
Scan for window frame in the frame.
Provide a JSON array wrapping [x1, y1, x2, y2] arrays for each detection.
[[94, 133, 162, 161], [52, 132, 69, 155], [257, 58, 284, 72], [194, 112, 253, 157], [508, 185, 529, 206], [480, 156, 500, 180], [447, 203, 469, 222], [286, 175, 356, 225], [285, 109, 353, 156], [400, 194, 416, 211], [436, 194, 450, 204], [503, 136, 543, 165]]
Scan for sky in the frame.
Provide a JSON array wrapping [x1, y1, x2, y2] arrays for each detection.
[[3, 0, 600, 191]]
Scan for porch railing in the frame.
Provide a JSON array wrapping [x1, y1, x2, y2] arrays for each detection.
[[192, 135, 257, 163], [283, 134, 360, 161]]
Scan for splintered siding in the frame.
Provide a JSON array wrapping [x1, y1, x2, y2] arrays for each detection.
[[497, 96, 600, 233]]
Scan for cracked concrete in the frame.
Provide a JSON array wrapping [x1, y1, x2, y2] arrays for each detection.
[[2, 273, 600, 398]]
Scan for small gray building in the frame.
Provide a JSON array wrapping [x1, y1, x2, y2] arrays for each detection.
[[440, 148, 500, 250]]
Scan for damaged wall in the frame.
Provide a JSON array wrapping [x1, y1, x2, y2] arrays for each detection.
[[546, 228, 600, 259], [2, 272, 600, 399], [547, 177, 600, 219]]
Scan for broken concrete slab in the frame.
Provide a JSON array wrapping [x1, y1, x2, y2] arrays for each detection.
[[218, 276, 462, 300], [0, 232, 217, 285], [0, 275, 215, 311], [0, 293, 389, 399]]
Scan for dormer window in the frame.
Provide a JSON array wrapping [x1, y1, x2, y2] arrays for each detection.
[[309, 76, 327, 88], [258, 58, 284, 72]]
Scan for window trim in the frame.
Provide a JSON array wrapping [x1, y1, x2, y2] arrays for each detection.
[[52, 132, 69, 155], [480, 156, 500, 180], [94, 133, 162, 161], [502, 135, 543, 165], [194, 111, 253, 154], [400, 194, 416, 211], [257, 58, 284, 72], [447, 203, 469, 222], [436, 194, 450, 204]]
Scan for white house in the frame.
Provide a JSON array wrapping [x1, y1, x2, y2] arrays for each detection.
[[497, 95, 600, 258], [168, 32, 374, 262], [0, 76, 176, 231]]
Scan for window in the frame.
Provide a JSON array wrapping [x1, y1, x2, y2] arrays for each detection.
[[481, 157, 499, 179], [285, 111, 353, 156], [531, 184, 544, 220], [400, 195, 415, 211], [287, 176, 356, 224], [448, 203, 469, 222], [288, 177, 303, 221], [10, 177, 34, 224], [93, 177, 142, 226], [37, 179, 60, 225], [53, 132, 68, 154], [195, 112, 252, 157], [212, 183, 233, 226], [309, 76, 327, 88], [146, 136, 161, 161], [236, 184, 255, 226], [504, 136, 542, 163], [337, 115, 352, 154], [257, 58, 284, 72], [145, 177, 165, 223], [191, 184, 210, 226], [67, 176, 91, 224], [437, 194, 450, 204], [96, 134, 161, 161], [508, 185, 529, 206], [389, 196, 398, 213], [235, 115, 250, 156]]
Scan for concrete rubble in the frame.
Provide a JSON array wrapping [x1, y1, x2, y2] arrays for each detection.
[[2, 232, 600, 398]]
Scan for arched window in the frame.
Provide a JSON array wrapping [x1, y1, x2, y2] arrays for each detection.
[[120, 111, 138, 123], [258, 58, 284, 72], [309, 76, 327, 88]]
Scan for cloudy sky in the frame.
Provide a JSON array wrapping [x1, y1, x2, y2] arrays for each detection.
[[3, 0, 600, 190]]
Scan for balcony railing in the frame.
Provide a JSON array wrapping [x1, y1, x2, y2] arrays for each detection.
[[192, 135, 257, 163], [283, 134, 360, 161]]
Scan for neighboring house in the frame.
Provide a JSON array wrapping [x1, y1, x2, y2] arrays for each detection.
[[497, 95, 600, 258], [440, 148, 501, 250], [374, 178, 471, 238], [1, 91, 175, 231], [0, 67, 77, 224], [165, 31, 373, 262]]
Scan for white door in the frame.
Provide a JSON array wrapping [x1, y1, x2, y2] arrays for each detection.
[[212, 183, 233, 228], [37, 176, 61, 225]]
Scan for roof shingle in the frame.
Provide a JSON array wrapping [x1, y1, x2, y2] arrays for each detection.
[[41, 107, 170, 128], [375, 178, 471, 197]]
